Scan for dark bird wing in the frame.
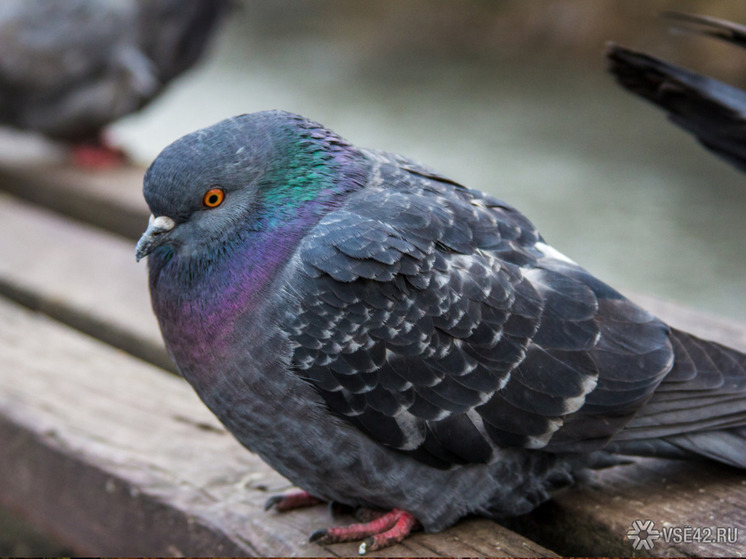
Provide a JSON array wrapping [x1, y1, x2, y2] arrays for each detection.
[[607, 327, 746, 467], [607, 13, 746, 172], [282, 155, 684, 468]]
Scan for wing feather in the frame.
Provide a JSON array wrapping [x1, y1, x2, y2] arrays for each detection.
[[282, 154, 685, 466]]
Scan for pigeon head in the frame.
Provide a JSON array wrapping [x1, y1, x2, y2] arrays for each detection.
[[136, 110, 368, 263]]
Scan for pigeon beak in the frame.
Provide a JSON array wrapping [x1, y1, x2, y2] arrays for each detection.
[[136, 215, 176, 262]]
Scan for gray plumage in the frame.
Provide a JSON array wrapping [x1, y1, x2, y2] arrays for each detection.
[[0, 0, 227, 142], [136, 111, 746, 540]]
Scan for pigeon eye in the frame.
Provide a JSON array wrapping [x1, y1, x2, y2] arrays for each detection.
[[203, 187, 225, 208]]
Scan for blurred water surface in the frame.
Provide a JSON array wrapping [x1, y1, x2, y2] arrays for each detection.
[[112, 3, 746, 323]]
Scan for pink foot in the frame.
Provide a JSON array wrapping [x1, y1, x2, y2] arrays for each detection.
[[264, 490, 323, 512], [309, 508, 420, 554], [71, 142, 127, 169]]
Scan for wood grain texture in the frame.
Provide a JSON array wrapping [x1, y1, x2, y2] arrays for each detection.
[[0, 193, 173, 372], [527, 457, 746, 557], [0, 163, 148, 240], [0, 298, 554, 557]]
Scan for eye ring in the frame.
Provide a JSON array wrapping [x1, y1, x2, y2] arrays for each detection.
[[203, 187, 225, 208]]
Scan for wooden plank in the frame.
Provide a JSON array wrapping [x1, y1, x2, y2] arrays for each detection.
[[0, 193, 173, 373], [0, 297, 554, 557], [0, 167, 745, 555], [0, 162, 148, 241], [0, 505, 71, 556], [514, 457, 746, 557]]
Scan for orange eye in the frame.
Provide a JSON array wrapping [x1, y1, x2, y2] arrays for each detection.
[[203, 187, 225, 208]]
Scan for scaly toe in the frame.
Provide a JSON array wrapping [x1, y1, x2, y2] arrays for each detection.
[[308, 508, 420, 552]]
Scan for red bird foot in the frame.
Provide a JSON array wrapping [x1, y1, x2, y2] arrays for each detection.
[[309, 508, 420, 555], [71, 142, 128, 169], [264, 490, 323, 512]]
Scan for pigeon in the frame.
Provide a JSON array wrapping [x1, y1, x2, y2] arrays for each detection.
[[607, 13, 746, 172], [136, 110, 746, 554], [0, 0, 227, 165]]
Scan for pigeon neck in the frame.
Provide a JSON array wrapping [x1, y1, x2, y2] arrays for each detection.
[[148, 218, 310, 372], [251, 132, 369, 232]]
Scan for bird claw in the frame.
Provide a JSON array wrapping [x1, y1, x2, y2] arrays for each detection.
[[263, 495, 284, 511], [264, 490, 322, 512], [358, 538, 373, 555], [308, 528, 329, 543], [307, 508, 419, 554]]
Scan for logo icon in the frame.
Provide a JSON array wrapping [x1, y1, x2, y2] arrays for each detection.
[[627, 519, 661, 550]]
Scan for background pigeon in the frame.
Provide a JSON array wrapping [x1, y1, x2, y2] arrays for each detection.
[[607, 13, 746, 173], [0, 0, 227, 165], [136, 110, 746, 553]]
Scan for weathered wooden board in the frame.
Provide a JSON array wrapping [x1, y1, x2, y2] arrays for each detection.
[[0, 505, 71, 556], [0, 163, 148, 240], [521, 456, 746, 557], [0, 163, 745, 556], [0, 297, 555, 557], [0, 193, 172, 372]]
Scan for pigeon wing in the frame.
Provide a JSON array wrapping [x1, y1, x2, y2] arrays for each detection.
[[284, 158, 674, 467]]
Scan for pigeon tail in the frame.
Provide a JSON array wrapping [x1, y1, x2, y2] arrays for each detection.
[[665, 427, 746, 469], [608, 328, 746, 467]]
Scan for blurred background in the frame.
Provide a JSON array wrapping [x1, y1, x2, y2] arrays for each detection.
[[104, 0, 746, 323], [2, 0, 746, 554], [2, 0, 745, 324]]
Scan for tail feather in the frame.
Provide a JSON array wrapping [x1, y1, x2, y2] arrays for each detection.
[[605, 438, 700, 461], [666, 427, 746, 469], [659, 328, 746, 393], [610, 329, 746, 467]]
